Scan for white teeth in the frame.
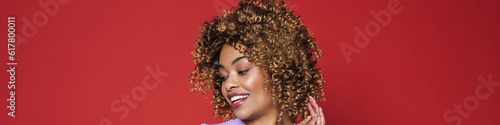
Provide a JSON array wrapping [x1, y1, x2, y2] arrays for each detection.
[[230, 95, 249, 102]]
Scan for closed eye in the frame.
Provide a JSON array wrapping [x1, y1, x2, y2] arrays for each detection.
[[218, 76, 227, 82], [238, 69, 250, 75]]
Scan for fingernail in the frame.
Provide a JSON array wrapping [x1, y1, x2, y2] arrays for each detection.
[[306, 116, 311, 119], [317, 119, 320, 124], [309, 96, 316, 103], [320, 107, 323, 111]]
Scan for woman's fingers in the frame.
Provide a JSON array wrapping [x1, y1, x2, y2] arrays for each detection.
[[297, 116, 311, 125], [303, 96, 325, 125], [309, 114, 319, 125], [307, 103, 317, 117], [308, 102, 326, 125], [319, 107, 326, 125], [309, 96, 321, 124], [309, 96, 320, 114], [306, 103, 319, 125]]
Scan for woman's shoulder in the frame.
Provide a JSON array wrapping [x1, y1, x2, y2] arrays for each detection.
[[201, 118, 246, 125]]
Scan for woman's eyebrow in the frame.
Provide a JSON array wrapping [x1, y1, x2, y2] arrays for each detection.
[[217, 56, 247, 69], [232, 56, 247, 65]]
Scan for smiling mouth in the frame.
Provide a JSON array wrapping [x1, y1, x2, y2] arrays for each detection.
[[227, 93, 250, 108], [230, 94, 249, 103]]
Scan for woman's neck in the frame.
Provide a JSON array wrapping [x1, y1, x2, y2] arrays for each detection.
[[242, 109, 294, 125]]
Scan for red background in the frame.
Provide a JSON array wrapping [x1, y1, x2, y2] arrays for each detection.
[[1, 0, 500, 125]]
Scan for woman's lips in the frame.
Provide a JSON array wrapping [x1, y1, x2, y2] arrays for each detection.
[[231, 97, 247, 108], [227, 93, 249, 108]]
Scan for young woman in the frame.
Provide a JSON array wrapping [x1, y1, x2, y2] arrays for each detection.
[[190, 0, 326, 124]]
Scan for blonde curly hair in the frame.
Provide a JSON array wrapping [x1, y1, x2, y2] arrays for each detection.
[[190, 0, 325, 122]]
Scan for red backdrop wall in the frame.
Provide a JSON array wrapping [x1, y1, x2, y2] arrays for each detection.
[[1, 0, 500, 125]]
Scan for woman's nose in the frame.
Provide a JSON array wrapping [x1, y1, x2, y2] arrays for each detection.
[[224, 75, 240, 91]]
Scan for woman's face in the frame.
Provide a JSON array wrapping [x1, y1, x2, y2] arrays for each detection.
[[218, 43, 275, 120]]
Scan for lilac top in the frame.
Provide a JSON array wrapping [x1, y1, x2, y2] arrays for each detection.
[[201, 118, 246, 125], [201, 118, 296, 125]]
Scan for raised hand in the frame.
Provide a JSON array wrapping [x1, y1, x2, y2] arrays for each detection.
[[297, 96, 326, 125]]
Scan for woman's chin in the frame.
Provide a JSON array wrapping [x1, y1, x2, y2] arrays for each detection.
[[234, 109, 252, 120]]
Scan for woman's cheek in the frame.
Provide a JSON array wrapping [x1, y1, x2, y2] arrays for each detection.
[[221, 86, 229, 103]]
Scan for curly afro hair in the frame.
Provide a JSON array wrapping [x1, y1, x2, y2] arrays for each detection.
[[190, 0, 325, 122]]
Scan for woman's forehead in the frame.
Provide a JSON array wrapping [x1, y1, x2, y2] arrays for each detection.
[[219, 44, 246, 65]]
